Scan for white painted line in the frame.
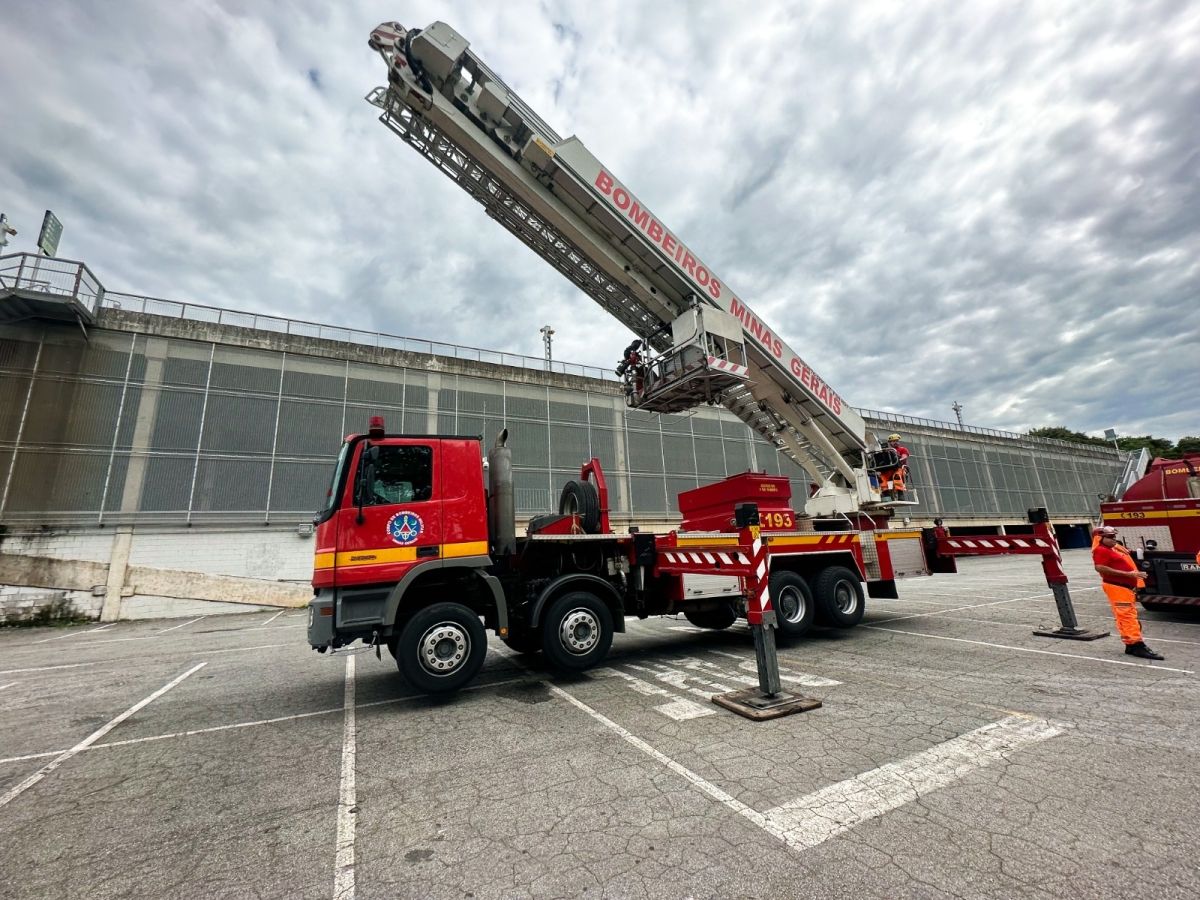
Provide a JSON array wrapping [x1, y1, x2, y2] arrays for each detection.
[[156, 616, 206, 634], [0, 662, 206, 810], [0, 662, 98, 676], [0, 682, 17, 692], [597, 667, 715, 718], [626, 662, 729, 699], [654, 698, 716, 720], [872, 587, 1103, 625], [32, 623, 114, 644], [0, 676, 530, 768], [762, 716, 1064, 851], [549, 683, 778, 833], [263, 610, 286, 625], [197, 643, 290, 655], [333, 654, 357, 900], [862, 625, 1196, 674]]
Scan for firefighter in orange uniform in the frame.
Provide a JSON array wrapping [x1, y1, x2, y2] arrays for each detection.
[[880, 433, 910, 500], [1092, 525, 1163, 660]]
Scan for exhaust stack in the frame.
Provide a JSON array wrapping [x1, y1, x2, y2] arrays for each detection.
[[487, 428, 515, 557]]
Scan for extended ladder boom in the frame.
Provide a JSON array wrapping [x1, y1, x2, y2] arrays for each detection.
[[368, 21, 896, 513]]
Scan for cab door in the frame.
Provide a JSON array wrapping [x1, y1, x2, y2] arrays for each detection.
[[333, 439, 442, 589]]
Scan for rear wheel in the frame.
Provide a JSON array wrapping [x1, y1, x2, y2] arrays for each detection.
[[541, 591, 613, 672], [395, 602, 488, 693], [684, 602, 738, 630], [770, 571, 815, 637], [813, 565, 865, 628]]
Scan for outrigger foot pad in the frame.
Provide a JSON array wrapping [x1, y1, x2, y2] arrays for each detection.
[[1032, 626, 1110, 641], [712, 688, 822, 720]]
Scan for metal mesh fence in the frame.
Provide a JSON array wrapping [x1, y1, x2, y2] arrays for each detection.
[[0, 321, 1124, 526]]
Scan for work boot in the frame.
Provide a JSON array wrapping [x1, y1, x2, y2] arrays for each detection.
[[1124, 642, 1165, 661]]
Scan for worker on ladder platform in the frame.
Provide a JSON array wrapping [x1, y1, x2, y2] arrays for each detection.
[[615, 340, 646, 402], [879, 433, 910, 501]]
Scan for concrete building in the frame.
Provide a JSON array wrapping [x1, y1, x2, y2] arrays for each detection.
[[0, 255, 1123, 621]]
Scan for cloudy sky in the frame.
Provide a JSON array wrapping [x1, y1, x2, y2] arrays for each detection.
[[2, 1, 1197, 440]]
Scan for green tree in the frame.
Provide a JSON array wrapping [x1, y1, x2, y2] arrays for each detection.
[[1172, 436, 1200, 456], [1026, 426, 1109, 447], [1116, 435, 1174, 457]]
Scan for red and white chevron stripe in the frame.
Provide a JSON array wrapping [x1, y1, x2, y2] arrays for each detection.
[[706, 355, 749, 378], [661, 551, 741, 566], [746, 536, 771, 624]]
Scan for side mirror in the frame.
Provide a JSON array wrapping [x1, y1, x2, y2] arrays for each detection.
[[355, 444, 380, 524]]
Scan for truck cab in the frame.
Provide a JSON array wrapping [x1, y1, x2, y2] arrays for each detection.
[[308, 418, 506, 672]]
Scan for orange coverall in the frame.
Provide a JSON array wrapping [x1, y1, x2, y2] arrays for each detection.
[[1092, 539, 1145, 645]]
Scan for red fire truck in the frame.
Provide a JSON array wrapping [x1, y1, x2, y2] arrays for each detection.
[[1101, 454, 1200, 609], [305, 21, 1089, 696]]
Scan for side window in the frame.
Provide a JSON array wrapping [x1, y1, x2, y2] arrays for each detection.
[[367, 444, 433, 505]]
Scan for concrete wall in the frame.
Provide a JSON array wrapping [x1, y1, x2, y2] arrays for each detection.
[[0, 526, 311, 621]]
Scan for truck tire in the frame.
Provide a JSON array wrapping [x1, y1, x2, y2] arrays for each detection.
[[684, 602, 738, 630], [770, 571, 815, 638], [541, 591, 613, 672], [501, 627, 542, 655], [813, 565, 865, 628], [558, 480, 601, 534], [395, 602, 488, 693]]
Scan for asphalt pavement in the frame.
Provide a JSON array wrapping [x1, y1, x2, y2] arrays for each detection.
[[1, 550, 1198, 899]]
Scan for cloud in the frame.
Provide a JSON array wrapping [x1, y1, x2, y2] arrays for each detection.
[[1, 0, 1197, 442]]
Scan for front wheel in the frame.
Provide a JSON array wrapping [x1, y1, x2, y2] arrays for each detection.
[[813, 565, 865, 628], [541, 591, 614, 672], [395, 602, 488, 693]]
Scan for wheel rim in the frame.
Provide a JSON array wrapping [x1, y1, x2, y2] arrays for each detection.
[[559, 608, 600, 655], [777, 586, 807, 624], [417, 621, 471, 677], [833, 579, 860, 614]]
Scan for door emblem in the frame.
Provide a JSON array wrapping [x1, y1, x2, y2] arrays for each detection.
[[387, 510, 424, 546]]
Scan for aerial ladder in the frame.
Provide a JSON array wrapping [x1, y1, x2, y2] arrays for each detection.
[[366, 21, 910, 519]]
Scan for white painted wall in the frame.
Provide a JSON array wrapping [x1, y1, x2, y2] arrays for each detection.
[[1, 526, 313, 620]]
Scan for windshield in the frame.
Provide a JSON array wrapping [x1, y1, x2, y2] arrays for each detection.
[[316, 441, 352, 522]]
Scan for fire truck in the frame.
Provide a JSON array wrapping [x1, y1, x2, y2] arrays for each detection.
[[305, 20, 1086, 695], [1101, 454, 1200, 609]]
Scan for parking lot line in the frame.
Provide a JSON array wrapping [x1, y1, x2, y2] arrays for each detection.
[[548, 683, 778, 834], [156, 616, 206, 634], [0, 682, 16, 692], [761, 715, 1064, 851], [31, 623, 114, 644], [870, 587, 1102, 625], [263, 610, 286, 625], [334, 654, 357, 900], [0, 662, 97, 676], [0, 662, 207, 810], [862, 625, 1196, 674]]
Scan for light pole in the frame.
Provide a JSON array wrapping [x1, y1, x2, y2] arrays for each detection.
[[540, 325, 555, 371]]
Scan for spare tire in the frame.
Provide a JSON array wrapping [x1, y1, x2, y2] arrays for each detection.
[[558, 480, 601, 534]]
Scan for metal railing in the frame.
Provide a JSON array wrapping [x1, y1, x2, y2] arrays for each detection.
[[856, 407, 1120, 456], [0, 253, 105, 316], [101, 290, 618, 382]]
